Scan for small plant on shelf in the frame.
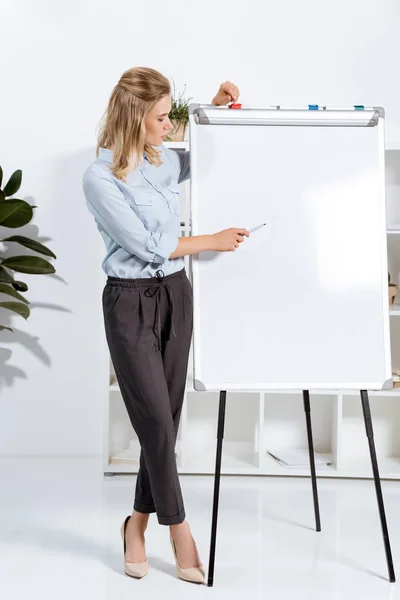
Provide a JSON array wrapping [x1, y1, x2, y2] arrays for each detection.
[[166, 79, 192, 143]]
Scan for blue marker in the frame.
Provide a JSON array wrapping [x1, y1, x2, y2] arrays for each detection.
[[308, 105, 319, 110]]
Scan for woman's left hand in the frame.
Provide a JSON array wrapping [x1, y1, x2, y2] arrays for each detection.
[[211, 81, 240, 106]]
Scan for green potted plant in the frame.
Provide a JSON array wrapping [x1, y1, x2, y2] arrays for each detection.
[[166, 80, 192, 142], [0, 166, 56, 332]]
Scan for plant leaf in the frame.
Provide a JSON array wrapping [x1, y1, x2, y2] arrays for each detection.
[[0, 190, 4, 202], [3, 169, 22, 197], [0, 268, 29, 292], [0, 267, 14, 284], [0, 199, 33, 228], [0, 283, 29, 304], [12, 280, 28, 292], [0, 301, 30, 319], [0, 236, 56, 259], [0, 325, 13, 332], [0, 255, 55, 275], [0, 166, 3, 188]]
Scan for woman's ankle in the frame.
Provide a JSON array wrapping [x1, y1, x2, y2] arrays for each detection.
[[169, 520, 188, 534], [130, 510, 150, 532]]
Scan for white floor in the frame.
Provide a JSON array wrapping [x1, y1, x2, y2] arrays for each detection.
[[0, 458, 399, 599]]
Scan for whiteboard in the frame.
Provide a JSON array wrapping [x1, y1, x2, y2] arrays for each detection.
[[188, 105, 392, 392]]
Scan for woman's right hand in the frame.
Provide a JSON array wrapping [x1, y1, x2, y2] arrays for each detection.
[[210, 228, 249, 252]]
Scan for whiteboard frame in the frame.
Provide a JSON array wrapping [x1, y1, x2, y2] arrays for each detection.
[[188, 106, 392, 392]]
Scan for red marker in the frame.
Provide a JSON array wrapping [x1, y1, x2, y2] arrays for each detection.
[[229, 103, 242, 109]]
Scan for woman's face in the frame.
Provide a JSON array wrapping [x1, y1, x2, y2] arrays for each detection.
[[144, 94, 173, 146]]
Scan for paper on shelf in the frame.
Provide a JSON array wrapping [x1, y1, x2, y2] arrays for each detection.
[[267, 448, 331, 467]]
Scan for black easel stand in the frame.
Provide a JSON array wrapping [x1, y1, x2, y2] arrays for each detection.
[[207, 389, 396, 586], [360, 390, 395, 583], [303, 390, 322, 532]]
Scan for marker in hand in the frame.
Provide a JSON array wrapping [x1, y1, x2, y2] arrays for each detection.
[[239, 223, 266, 235]]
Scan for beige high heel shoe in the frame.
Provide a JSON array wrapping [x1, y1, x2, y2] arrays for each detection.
[[170, 523, 205, 584], [120, 515, 148, 579]]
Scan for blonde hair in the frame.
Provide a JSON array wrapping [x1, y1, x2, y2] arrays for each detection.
[[96, 67, 171, 181]]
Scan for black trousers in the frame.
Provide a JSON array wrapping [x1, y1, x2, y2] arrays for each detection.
[[103, 267, 193, 525]]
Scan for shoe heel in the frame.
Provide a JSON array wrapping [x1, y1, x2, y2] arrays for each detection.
[[121, 516, 148, 579], [170, 534, 205, 584]]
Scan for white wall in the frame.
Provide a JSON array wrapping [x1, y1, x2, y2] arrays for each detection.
[[0, 0, 399, 455]]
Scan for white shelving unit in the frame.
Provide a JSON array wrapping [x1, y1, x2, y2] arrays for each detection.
[[104, 142, 400, 480]]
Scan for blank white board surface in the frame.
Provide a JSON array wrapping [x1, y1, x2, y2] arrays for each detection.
[[188, 105, 392, 391]]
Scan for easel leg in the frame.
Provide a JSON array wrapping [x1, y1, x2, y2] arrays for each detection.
[[303, 390, 321, 532], [360, 390, 396, 583], [207, 390, 227, 587]]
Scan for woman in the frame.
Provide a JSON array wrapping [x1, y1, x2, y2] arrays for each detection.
[[82, 67, 249, 584]]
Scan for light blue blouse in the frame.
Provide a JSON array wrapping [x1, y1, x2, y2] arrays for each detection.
[[82, 146, 190, 279]]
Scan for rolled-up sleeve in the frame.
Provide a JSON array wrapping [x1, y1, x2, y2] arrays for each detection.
[[169, 149, 191, 183], [83, 169, 178, 263]]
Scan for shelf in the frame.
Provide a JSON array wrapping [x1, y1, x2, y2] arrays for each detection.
[[263, 393, 335, 459], [111, 382, 400, 395], [111, 380, 261, 394], [166, 142, 400, 151], [109, 446, 181, 466], [182, 441, 259, 473], [108, 442, 258, 474], [337, 456, 400, 479], [340, 393, 400, 479], [106, 449, 400, 479], [261, 454, 400, 479], [181, 449, 338, 477], [340, 388, 400, 396], [110, 448, 140, 465], [261, 451, 336, 476], [390, 299, 400, 315], [258, 390, 342, 395]]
